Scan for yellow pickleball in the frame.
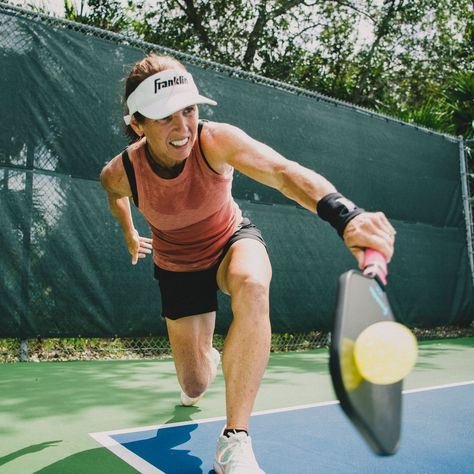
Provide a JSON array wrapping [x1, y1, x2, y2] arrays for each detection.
[[354, 321, 418, 385], [340, 337, 363, 391]]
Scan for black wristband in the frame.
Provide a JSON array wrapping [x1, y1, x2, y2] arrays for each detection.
[[317, 192, 364, 238]]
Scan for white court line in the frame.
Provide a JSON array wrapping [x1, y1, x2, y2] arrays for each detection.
[[89, 380, 474, 474], [403, 379, 474, 394], [89, 431, 164, 474], [245, 379, 474, 419], [249, 380, 474, 418], [89, 399, 340, 441], [90, 379, 474, 437]]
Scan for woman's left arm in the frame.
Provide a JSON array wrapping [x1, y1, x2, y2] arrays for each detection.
[[203, 122, 395, 266], [203, 122, 336, 210]]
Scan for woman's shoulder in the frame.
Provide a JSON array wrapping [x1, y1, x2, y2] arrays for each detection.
[[99, 141, 143, 197], [199, 121, 250, 154], [125, 137, 146, 160], [198, 121, 239, 174], [200, 120, 240, 138]]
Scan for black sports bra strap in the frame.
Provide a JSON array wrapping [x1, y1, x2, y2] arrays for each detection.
[[197, 120, 220, 175], [121, 149, 139, 208], [198, 118, 207, 126]]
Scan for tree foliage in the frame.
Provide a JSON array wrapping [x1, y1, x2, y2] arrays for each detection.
[[17, 0, 473, 141], [56, 0, 473, 141]]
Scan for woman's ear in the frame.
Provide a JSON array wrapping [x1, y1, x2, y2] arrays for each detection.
[[130, 115, 144, 137]]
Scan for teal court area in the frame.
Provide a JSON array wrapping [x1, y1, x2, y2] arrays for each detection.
[[1, 338, 473, 473]]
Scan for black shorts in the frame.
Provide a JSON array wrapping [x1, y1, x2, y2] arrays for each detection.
[[153, 218, 266, 320]]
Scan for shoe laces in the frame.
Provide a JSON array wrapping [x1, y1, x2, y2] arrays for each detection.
[[218, 433, 256, 468]]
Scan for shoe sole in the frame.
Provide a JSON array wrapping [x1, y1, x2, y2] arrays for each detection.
[[213, 462, 224, 474], [180, 391, 205, 406]]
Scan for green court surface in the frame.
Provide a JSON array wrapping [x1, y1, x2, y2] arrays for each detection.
[[0, 338, 473, 473]]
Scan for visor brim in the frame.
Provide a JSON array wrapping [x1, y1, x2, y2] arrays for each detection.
[[138, 93, 217, 121]]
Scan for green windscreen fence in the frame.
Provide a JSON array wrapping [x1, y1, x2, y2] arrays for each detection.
[[1, 4, 473, 338]]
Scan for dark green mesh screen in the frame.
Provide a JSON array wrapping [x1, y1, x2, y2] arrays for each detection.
[[1, 6, 472, 338]]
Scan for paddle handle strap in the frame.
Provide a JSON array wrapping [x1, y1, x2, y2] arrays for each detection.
[[363, 249, 387, 286]]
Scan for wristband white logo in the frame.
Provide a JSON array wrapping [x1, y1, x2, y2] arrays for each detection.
[[336, 197, 357, 211]]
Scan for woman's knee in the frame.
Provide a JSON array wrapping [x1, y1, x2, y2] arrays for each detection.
[[180, 372, 208, 398], [230, 274, 270, 315], [176, 349, 211, 396], [217, 239, 271, 296]]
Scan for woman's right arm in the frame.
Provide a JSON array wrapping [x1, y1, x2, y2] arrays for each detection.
[[100, 157, 152, 264]]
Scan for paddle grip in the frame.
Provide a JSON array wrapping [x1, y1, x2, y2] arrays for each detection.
[[362, 249, 387, 286]]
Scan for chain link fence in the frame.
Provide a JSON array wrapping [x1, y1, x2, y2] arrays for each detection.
[[3, 325, 474, 363], [1, 332, 329, 362]]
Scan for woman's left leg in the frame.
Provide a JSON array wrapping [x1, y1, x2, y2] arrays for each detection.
[[216, 238, 272, 430]]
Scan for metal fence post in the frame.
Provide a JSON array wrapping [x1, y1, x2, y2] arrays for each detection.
[[20, 339, 29, 362], [459, 137, 474, 286]]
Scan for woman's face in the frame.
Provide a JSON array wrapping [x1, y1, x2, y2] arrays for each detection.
[[134, 105, 199, 165]]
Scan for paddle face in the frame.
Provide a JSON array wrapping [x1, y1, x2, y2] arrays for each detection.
[[329, 270, 402, 455]]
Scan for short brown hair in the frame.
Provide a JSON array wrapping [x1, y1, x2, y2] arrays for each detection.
[[123, 53, 187, 141]]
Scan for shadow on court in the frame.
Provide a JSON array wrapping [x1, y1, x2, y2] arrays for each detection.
[[412, 338, 474, 371], [0, 441, 62, 468], [267, 350, 329, 374], [123, 423, 203, 473], [118, 405, 210, 473], [33, 447, 137, 473], [0, 360, 181, 424], [30, 406, 207, 473]]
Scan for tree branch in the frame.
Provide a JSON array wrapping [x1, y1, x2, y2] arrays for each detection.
[[243, 1, 269, 67], [177, 0, 216, 55], [352, 0, 403, 103], [288, 21, 324, 42], [329, 0, 376, 22], [243, 0, 308, 67], [269, 0, 307, 19]]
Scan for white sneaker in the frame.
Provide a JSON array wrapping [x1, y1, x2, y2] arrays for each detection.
[[180, 347, 220, 406], [214, 430, 265, 474]]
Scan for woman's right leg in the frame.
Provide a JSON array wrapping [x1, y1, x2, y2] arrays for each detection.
[[166, 312, 218, 400]]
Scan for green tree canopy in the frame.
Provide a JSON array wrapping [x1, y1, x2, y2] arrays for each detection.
[[18, 0, 474, 139]]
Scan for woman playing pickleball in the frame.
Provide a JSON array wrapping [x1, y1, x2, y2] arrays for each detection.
[[100, 53, 395, 473]]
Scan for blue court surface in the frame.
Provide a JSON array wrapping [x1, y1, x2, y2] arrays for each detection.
[[90, 381, 474, 473]]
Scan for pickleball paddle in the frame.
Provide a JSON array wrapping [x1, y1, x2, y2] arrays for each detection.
[[329, 249, 417, 455]]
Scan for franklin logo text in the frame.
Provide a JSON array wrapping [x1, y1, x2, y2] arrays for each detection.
[[154, 75, 189, 93]]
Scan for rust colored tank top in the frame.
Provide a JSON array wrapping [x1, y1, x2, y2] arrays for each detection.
[[124, 125, 242, 271]]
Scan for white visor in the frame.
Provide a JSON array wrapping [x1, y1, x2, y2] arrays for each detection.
[[123, 69, 217, 125]]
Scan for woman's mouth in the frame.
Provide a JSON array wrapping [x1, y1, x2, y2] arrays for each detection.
[[170, 137, 189, 148]]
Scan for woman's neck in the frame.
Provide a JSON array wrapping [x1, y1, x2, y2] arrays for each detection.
[[145, 143, 186, 179]]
